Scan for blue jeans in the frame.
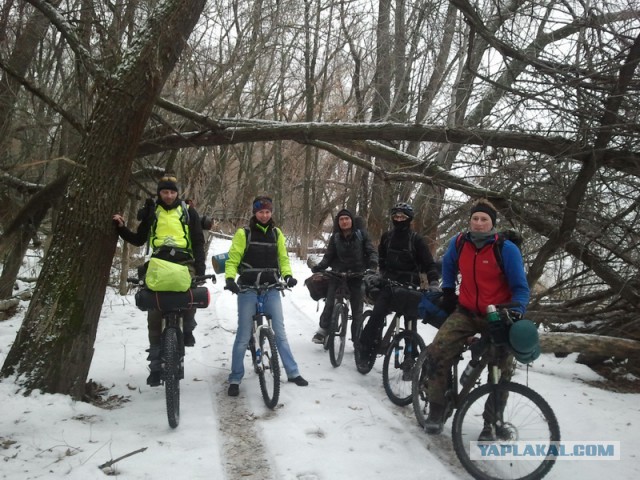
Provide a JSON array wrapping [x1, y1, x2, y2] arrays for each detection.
[[228, 289, 301, 384]]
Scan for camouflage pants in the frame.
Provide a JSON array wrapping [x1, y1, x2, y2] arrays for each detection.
[[426, 309, 514, 409]]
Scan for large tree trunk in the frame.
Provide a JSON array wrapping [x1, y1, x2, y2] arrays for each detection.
[[1, 0, 206, 399], [539, 332, 640, 361]]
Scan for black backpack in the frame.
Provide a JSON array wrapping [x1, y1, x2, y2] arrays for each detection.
[[455, 229, 523, 274]]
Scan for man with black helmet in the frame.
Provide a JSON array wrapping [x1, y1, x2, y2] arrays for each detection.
[[358, 202, 440, 363], [113, 173, 206, 386]]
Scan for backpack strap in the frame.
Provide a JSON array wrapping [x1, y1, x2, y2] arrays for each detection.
[[456, 232, 506, 273]]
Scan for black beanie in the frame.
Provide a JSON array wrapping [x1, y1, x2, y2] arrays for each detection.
[[336, 208, 353, 221], [470, 201, 497, 227], [157, 174, 179, 194]]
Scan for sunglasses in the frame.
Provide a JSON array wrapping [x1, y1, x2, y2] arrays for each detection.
[[392, 213, 409, 220], [160, 176, 177, 182]]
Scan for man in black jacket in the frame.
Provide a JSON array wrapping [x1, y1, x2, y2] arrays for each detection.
[[311, 209, 378, 343], [358, 202, 440, 365], [113, 174, 206, 386]]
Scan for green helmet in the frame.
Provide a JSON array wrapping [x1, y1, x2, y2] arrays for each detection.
[[509, 319, 540, 364]]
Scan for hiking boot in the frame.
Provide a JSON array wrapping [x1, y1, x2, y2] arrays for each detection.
[[288, 376, 309, 386], [424, 403, 445, 435], [146, 371, 162, 387], [478, 423, 511, 442], [184, 331, 195, 347], [228, 384, 240, 396], [400, 358, 415, 381], [312, 329, 327, 344]]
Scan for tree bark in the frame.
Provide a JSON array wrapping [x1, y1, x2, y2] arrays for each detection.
[[1, 0, 206, 398]]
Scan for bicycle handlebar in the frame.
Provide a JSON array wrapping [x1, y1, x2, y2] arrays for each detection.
[[225, 282, 289, 295], [320, 270, 366, 279], [127, 273, 216, 287]]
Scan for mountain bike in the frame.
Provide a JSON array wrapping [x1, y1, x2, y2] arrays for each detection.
[[354, 280, 426, 406], [131, 273, 215, 428], [411, 307, 560, 480], [227, 270, 285, 409], [319, 270, 364, 367]]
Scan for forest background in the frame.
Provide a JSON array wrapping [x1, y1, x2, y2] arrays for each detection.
[[0, 0, 639, 399]]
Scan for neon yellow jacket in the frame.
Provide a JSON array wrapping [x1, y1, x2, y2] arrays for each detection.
[[225, 223, 293, 280]]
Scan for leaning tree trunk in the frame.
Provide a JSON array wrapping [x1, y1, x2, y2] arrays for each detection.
[[1, 0, 206, 399]]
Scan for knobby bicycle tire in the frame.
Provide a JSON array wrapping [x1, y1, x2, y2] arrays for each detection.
[[163, 328, 181, 429], [383, 329, 426, 406], [328, 302, 348, 367], [257, 327, 280, 409], [412, 348, 431, 427], [452, 381, 560, 480], [354, 310, 375, 374]]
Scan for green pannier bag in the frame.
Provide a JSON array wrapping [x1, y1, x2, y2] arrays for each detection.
[[145, 257, 192, 292]]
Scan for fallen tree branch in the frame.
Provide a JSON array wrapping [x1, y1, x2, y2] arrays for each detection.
[[98, 447, 147, 470], [539, 332, 640, 360]]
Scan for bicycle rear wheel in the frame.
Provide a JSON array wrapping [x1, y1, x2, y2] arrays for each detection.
[[354, 310, 376, 374], [328, 303, 348, 367], [383, 330, 426, 406], [452, 382, 560, 480], [257, 327, 280, 409], [163, 328, 181, 429]]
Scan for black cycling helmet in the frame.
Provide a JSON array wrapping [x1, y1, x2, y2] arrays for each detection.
[[390, 202, 414, 219]]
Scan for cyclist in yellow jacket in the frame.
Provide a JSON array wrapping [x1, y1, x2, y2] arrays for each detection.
[[224, 195, 308, 397], [113, 174, 206, 386]]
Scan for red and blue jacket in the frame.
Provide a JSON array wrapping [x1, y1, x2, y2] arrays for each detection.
[[441, 233, 529, 316]]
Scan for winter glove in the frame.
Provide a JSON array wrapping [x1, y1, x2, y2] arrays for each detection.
[[427, 281, 442, 293], [225, 278, 240, 294], [284, 275, 298, 288], [441, 287, 458, 314], [311, 265, 324, 274], [488, 316, 510, 346]]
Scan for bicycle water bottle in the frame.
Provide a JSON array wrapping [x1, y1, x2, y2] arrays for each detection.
[[460, 359, 481, 387], [486, 304, 500, 323], [256, 347, 262, 363]]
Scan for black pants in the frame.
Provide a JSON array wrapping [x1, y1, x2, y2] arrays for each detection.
[[319, 278, 364, 335], [359, 286, 418, 349], [148, 309, 196, 346]]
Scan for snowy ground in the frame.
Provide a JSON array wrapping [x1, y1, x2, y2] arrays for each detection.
[[0, 236, 639, 479]]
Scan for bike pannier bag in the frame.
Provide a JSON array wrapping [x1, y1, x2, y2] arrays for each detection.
[[304, 273, 330, 301], [211, 252, 229, 274], [390, 286, 422, 318], [145, 257, 192, 292], [135, 287, 210, 311]]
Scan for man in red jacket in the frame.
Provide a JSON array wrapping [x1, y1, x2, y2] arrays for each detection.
[[423, 199, 530, 439]]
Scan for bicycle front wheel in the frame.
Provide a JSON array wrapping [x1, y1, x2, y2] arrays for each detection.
[[383, 330, 426, 406], [353, 310, 376, 374], [328, 303, 348, 367], [412, 348, 431, 427], [163, 328, 181, 429], [257, 327, 280, 409], [452, 382, 560, 480]]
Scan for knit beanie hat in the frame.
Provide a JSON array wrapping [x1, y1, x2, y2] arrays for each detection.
[[336, 208, 353, 221], [252, 196, 273, 213], [157, 173, 179, 194], [470, 200, 497, 227]]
